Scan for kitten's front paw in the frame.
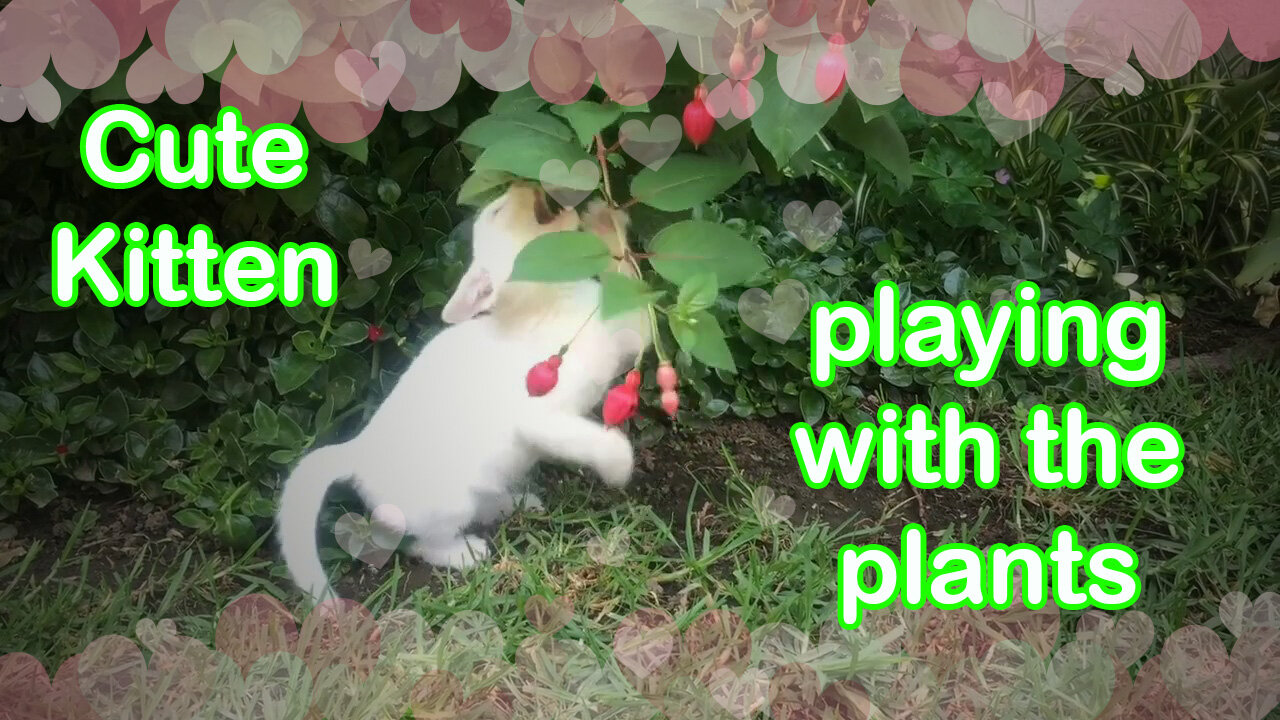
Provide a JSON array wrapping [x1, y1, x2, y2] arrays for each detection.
[[596, 429, 634, 489]]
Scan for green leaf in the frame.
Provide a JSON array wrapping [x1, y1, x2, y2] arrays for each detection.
[[752, 61, 840, 167], [649, 221, 768, 287], [459, 112, 574, 148], [329, 320, 370, 346], [474, 136, 592, 182], [319, 136, 368, 163], [510, 231, 611, 282], [1235, 211, 1280, 287], [429, 144, 466, 190], [153, 349, 184, 375], [252, 400, 279, 440], [676, 273, 718, 315], [195, 347, 225, 380], [551, 101, 623, 147], [376, 178, 402, 205], [831, 97, 912, 188], [174, 508, 211, 531], [688, 311, 736, 371], [800, 388, 825, 424], [490, 84, 548, 114], [77, 303, 116, 346], [314, 187, 368, 242], [269, 352, 321, 393], [25, 468, 56, 508], [280, 165, 325, 215], [160, 381, 204, 411], [600, 271, 663, 319], [457, 170, 512, 207], [630, 154, 745, 212]]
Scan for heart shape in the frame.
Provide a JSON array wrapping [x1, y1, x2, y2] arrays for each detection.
[[538, 159, 600, 207], [524, 595, 574, 634], [738, 280, 810, 343], [586, 526, 630, 566], [978, 639, 1117, 720], [1160, 623, 1280, 720], [706, 78, 762, 129], [333, 504, 406, 568], [335, 40, 407, 108], [1103, 63, 1145, 96], [613, 608, 754, 718], [348, 238, 393, 280], [1075, 610, 1155, 667], [750, 486, 797, 527], [126, 46, 204, 105], [77, 633, 230, 719], [977, 99, 1045, 145], [782, 199, 844, 250], [771, 662, 872, 720], [0, 652, 96, 719], [618, 115, 681, 170], [707, 666, 771, 720], [1219, 591, 1280, 639], [1099, 655, 1192, 720]]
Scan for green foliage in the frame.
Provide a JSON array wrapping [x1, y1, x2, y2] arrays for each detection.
[[2, 49, 1277, 545], [0, 98, 489, 540]]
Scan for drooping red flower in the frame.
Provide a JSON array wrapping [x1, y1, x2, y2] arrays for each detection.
[[660, 390, 680, 417], [367, 325, 385, 342], [656, 362, 677, 392], [603, 381, 640, 426], [526, 355, 562, 397], [815, 34, 848, 103], [682, 86, 715, 149]]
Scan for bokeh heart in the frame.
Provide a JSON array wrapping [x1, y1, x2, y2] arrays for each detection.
[[539, 159, 600, 207], [618, 115, 681, 170], [586, 526, 630, 566], [348, 238, 392, 279], [783, 200, 844, 250], [333, 503, 406, 568], [738, 280, 810, 343], [334, 40, 407, 108]]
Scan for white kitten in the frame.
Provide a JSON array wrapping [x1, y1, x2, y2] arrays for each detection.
[[277, 186, 650, 603]]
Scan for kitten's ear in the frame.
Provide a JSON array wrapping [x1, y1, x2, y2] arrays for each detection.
[[441, 266, 495, 324]]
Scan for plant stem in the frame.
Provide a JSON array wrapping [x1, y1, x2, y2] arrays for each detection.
[[594, 133, 615, 206], [647, 304, 667, 364]]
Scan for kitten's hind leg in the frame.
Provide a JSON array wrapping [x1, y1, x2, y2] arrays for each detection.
[[516, 409, 634, 489], [406, 502, 490, 569]]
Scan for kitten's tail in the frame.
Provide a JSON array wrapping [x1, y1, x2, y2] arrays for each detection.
[[277, 443, 354, 604]]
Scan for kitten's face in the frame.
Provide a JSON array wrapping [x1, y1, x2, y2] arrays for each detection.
[[440, 185, 579, 324]]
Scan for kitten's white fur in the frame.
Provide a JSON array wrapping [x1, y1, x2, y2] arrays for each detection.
[[277, 186, 650, 602]]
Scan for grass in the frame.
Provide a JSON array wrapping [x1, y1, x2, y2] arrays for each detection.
[[1, 362, 1277, 717]]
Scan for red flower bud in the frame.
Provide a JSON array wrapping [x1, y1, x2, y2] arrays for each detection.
[[603, 383, 639, 426], [683, 90, 715, 149], [656, 362, 678, 392], [815, 36, 847, 103], [526, 355, 562, 397], [367, 325, 385, 342], [56, 444, 68, 456], [661, 390, 680, 417], [751, 16, 770, 40]]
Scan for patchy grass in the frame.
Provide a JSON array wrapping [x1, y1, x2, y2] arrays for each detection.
[[2, 361, 1277, 676]]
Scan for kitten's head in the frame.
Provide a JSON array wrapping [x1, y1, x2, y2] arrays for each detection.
[[441, 183, 579, 323]]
